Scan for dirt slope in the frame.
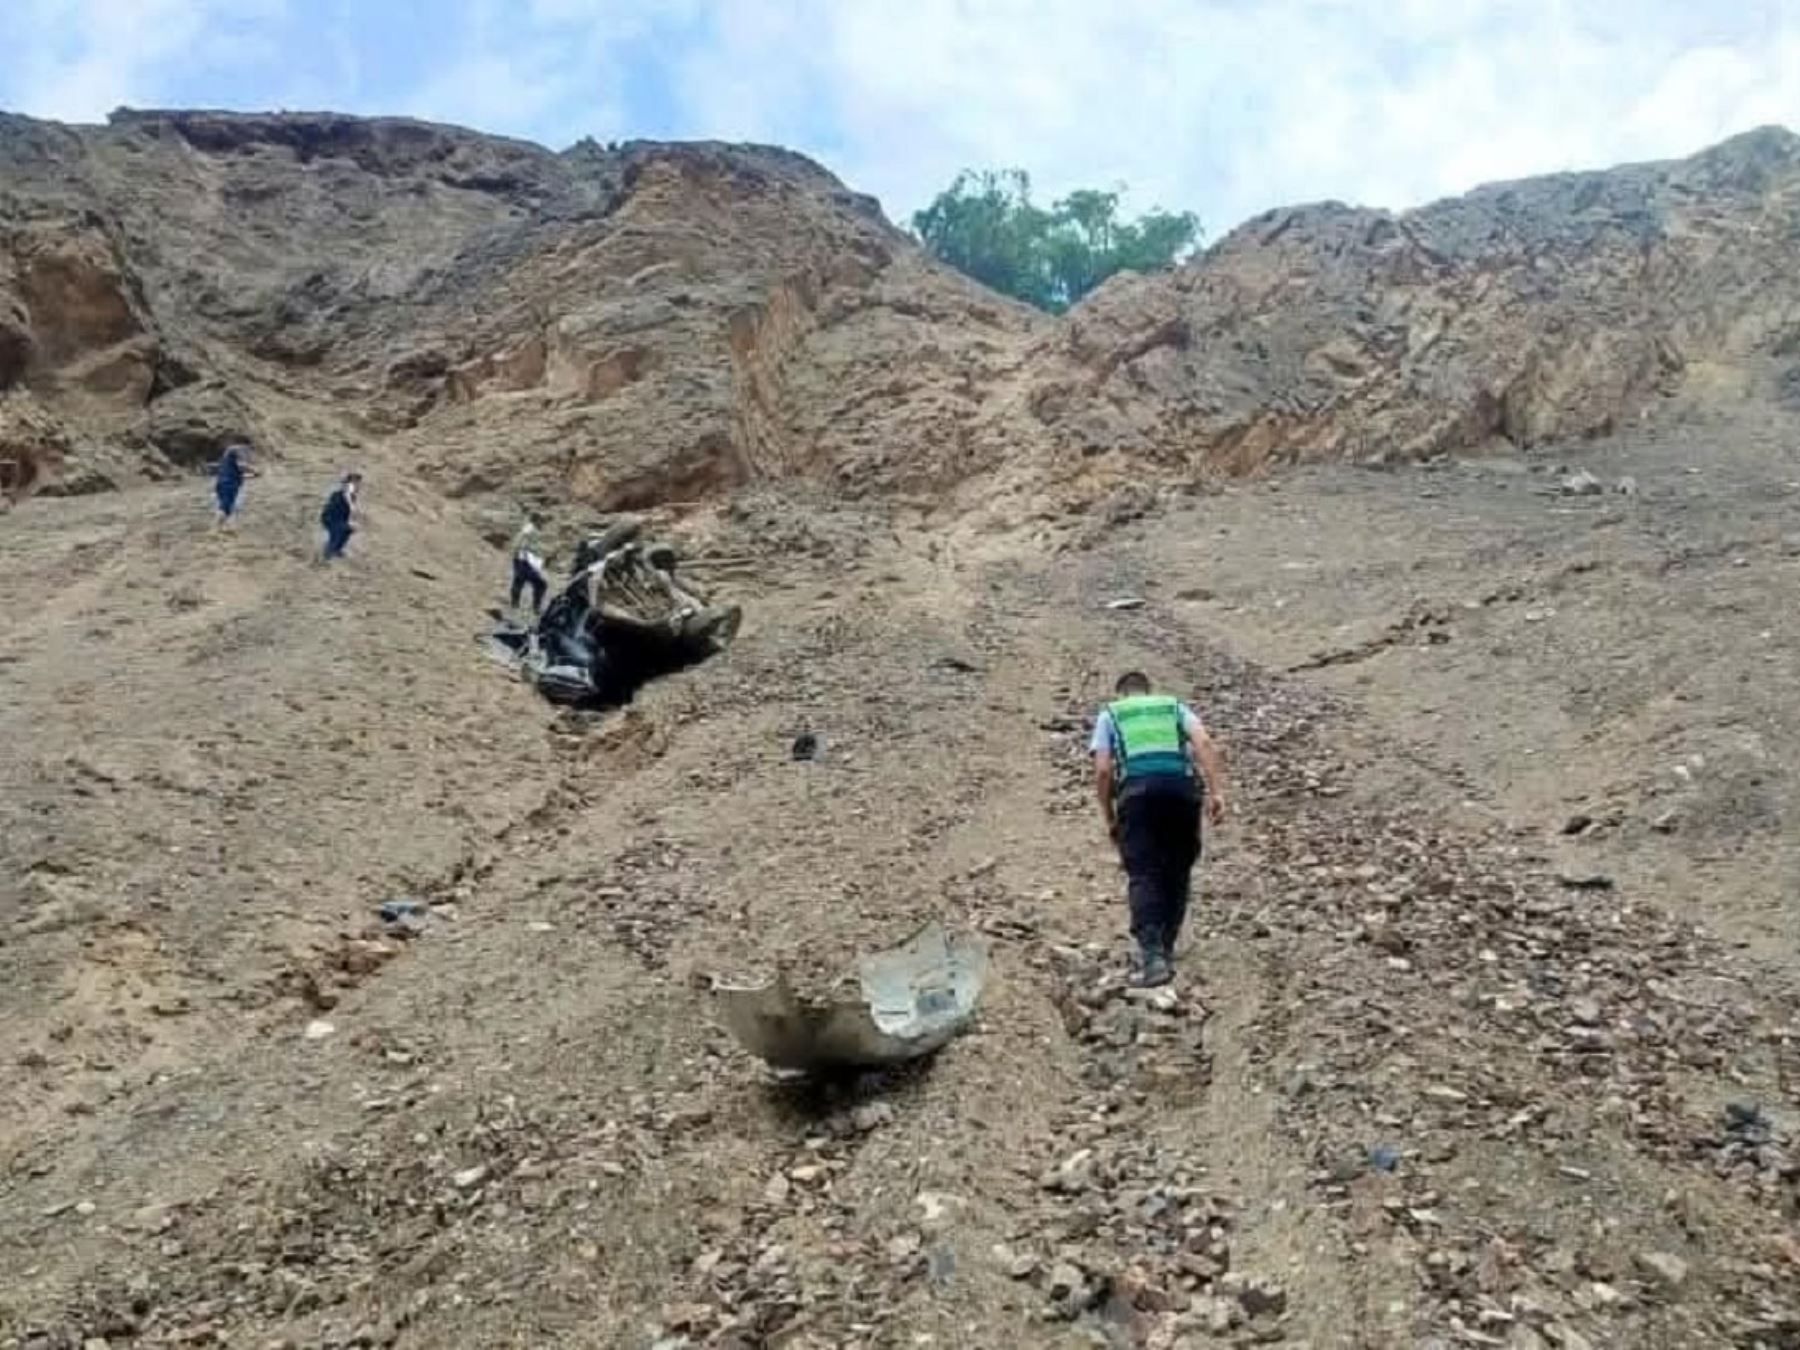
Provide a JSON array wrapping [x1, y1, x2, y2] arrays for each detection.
[[2, 112, 1799, 1350], [1, 402, 1797, 1348]]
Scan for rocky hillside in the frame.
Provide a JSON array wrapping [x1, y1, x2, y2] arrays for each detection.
[[4, 110, 1799, 1350], [5, 112, 1799, 516], [0, 109, 1040, 509], [1038, 126, 1800, 478]]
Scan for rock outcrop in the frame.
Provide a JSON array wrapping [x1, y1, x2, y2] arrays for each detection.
[[1034, 126, 1800, 480], [2, 109, 1798, 510], [0, 109, 1041, 507]]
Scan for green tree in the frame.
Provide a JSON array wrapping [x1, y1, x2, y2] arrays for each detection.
[[912, 170, 1199, 312]]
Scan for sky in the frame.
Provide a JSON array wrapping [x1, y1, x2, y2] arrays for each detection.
[[3, 0, 1799, 236]]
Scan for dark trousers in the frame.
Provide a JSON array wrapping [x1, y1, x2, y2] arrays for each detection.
[[322, 520, 353, 559], [1117, 779, 1202, 958], [216, 477, 242, 518], [511, 555, 547, 611]]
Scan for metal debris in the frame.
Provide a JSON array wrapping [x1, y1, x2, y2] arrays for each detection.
[[716, 922, 987, 1072]]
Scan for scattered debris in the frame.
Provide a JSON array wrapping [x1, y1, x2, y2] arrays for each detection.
[[1557, 871, 1615, 890], [488, 521, 741, 707], [1561, 470, 1605, 496], [1634, 1250, 1691, 1291], [716, 923, 988, 1072], [1368, 1143, 1403, 1172]]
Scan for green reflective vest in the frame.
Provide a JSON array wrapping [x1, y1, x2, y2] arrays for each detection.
[[1106, 694, 1193, 783]]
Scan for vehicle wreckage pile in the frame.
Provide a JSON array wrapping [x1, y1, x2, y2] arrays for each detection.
[[490, 519, 743, 708]]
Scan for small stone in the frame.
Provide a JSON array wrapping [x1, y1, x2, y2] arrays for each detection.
[[1362, 914, 1408, 954], [1368, 1144, 1402, 1172], [303, 1019, 336, 1041], [1561, 470, 1604, 496], [1634, 1250, 1689, 1290], [789, 1164, 825, 1185], [1043, 1148, 1096, 1194], [991, 1243, 1039, 1280], [915, 1191, 959, 1224], [851, 1102, 895, 1133], [1223, 1272, 1287, 1317], [1124, 986, 1180, 1012], [1549, 1323, 1597, 1350], [1567, 996, 1602, 1025], [1193, 1294, 1241, 1334], [763, 1173, 791, 1205], [1556, 872, 1614, 891], [451, 1165, 489, 1191], [74, 1200, 96, 1217], [1047, 1260, 1092, 1313]]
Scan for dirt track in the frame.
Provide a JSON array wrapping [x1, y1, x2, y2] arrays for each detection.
[[2, 391, 1798, 1348]]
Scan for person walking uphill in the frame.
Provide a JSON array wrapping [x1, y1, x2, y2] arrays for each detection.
[[213, 443, 252, 523], [1091, 671, 1229, 987], [319, 471, 362, 561]]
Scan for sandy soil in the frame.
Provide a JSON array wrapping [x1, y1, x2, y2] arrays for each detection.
[[2, 393, 1797, 1348]]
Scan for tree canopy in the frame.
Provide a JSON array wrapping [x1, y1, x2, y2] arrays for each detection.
[[911, 169, 1200, 312]]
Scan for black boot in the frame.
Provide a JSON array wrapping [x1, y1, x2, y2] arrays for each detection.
[[1133, 947, 1173, 988]]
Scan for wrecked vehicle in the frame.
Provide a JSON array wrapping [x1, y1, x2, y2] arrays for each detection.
[[716, 923, 989, 1074], [489, 518, 741, 707]]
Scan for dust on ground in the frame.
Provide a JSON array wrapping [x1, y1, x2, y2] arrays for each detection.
[[2, 398, 1798, 1349]]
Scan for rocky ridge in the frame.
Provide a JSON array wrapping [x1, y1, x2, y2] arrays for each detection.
[[4, 113, 1800, 518]]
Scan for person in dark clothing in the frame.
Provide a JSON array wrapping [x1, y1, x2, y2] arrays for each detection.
[[214, 444, 251, 522], [320, 471, 362, 560], [1091, 670, 1229, 986]]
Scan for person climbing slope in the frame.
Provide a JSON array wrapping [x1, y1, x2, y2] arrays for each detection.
[[1090, 670, 1229, 987], [319, 471, 362, 561], [213, 443, 253, 523], [510, 519, 549, 614]]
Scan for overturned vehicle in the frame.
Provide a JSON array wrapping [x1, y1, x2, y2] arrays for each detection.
[[489, 519, 742, 707]]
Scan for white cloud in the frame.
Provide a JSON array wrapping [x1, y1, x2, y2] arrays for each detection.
[[3, 0, 1798, 236], [4, 0, 288, 122], [621, 0, 1800, 231]]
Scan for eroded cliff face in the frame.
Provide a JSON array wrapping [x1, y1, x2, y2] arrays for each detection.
[[1028, 126, 1800, 482], [0, 108, 1041, 510], [2, 110, 1798, 514]]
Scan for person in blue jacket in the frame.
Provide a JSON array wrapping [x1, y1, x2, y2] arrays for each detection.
[[214, 443, 252, 523]]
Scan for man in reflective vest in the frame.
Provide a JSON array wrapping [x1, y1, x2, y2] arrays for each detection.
[[1090, 671, 1229, 986]]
